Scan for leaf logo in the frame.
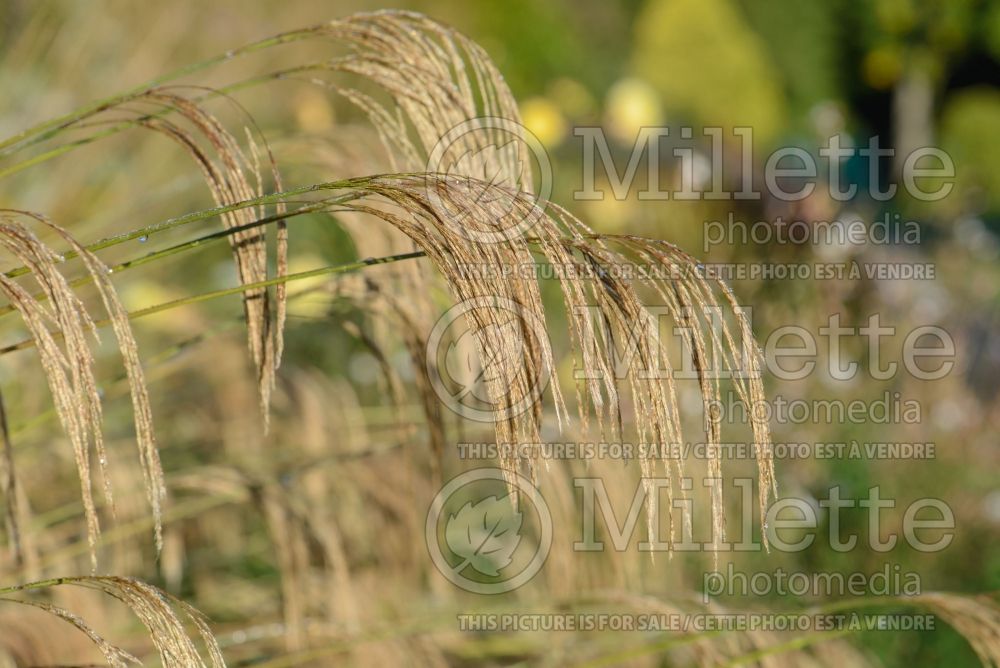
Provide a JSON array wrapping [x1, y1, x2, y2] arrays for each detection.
[[426, 296, 552, 423], [444, 318, 525, 405], [426, 468, 552, 593], [445, 495, 523, 577], [440, 140, 525, 230], [425, 117, 551, 243], [446, 140, 524, 195]]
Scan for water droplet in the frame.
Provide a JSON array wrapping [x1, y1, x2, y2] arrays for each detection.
[[106, 267, 114, 274], [56, 254, 66, 263], [138, 235, 148, 243]]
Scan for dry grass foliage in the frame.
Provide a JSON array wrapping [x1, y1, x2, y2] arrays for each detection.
[[0, 210, 163, 568], [1, 576, 224, 667], [915, 593, 1000, 667]]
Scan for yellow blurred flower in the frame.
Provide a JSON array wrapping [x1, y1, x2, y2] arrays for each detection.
[[604, 78, 663, 142], [520, 97, 567, 147]]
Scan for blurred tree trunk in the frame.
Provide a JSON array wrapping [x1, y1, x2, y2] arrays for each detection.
[[892, 66, 935, 179]]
